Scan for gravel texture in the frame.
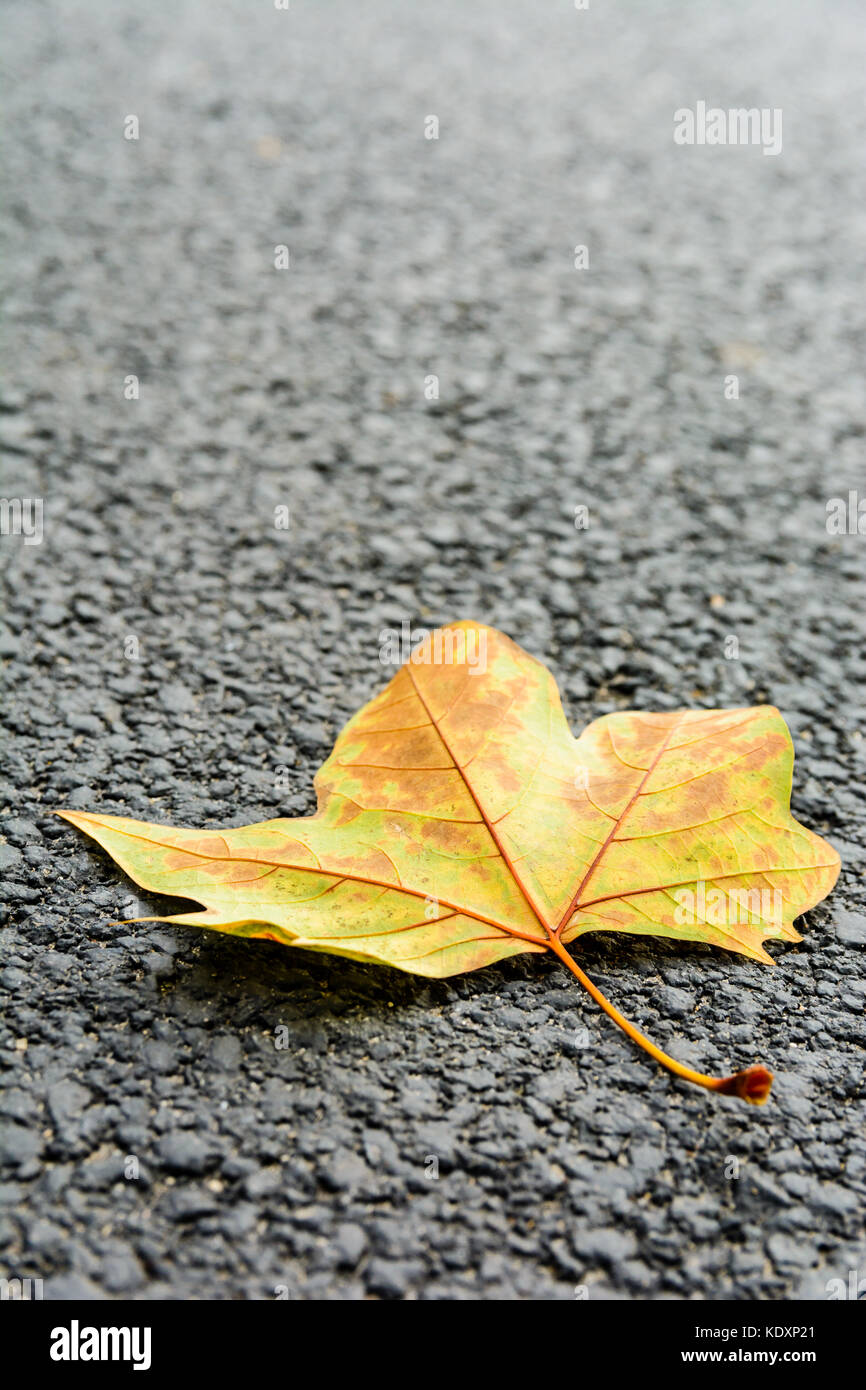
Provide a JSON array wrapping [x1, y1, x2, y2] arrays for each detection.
[[1, 0, 865, 1301]]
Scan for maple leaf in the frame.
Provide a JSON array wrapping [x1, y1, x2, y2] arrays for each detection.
[[59, 621, 839, 1104]]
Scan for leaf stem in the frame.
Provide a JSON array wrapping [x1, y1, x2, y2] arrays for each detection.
[[545, 933, 772, 1105]]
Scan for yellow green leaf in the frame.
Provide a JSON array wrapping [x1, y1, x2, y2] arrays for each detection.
[[59, 621, 840, 1104]]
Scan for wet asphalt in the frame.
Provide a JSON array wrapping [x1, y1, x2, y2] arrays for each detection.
[[1, 0, 865, 1299]]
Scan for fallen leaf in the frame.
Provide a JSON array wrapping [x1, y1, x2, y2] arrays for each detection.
[[59, 621, 840, 1104]]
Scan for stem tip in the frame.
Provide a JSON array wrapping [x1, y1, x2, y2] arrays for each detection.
[[717, 1065, 773, 1105]]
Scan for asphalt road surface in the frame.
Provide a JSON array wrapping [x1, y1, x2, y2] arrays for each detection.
[[1, 0, 865, 1300]]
